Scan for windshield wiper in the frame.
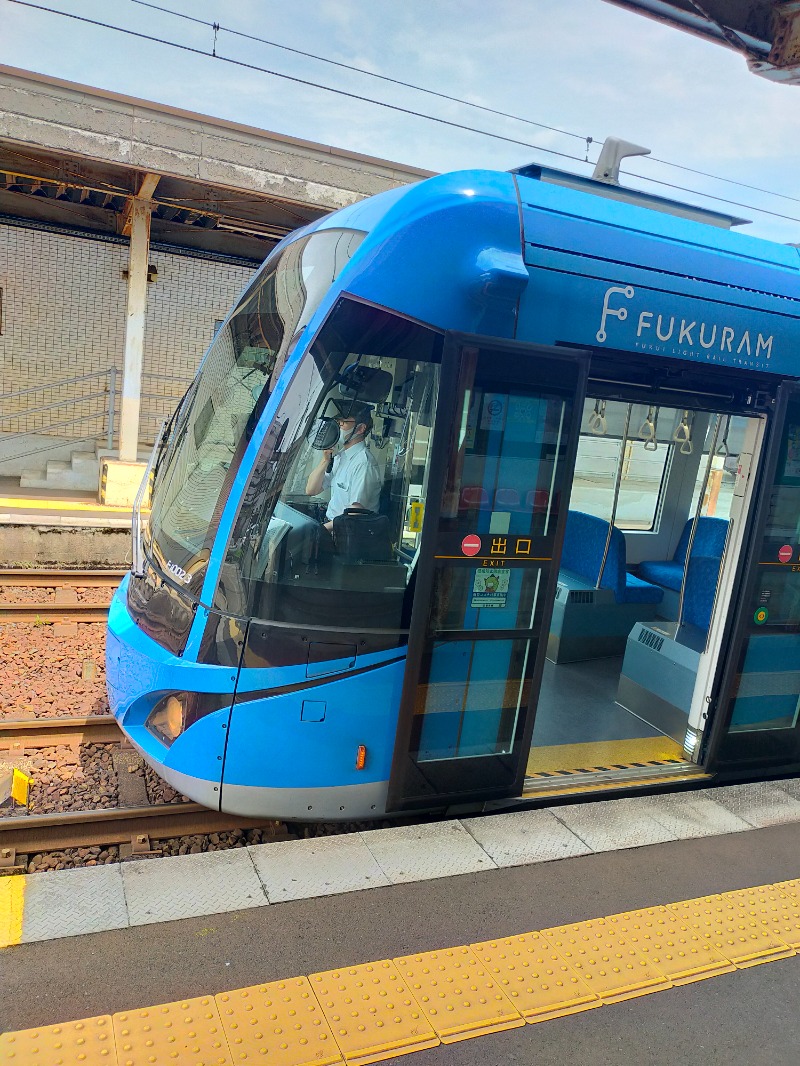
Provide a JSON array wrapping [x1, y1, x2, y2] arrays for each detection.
[[132, 421, 166, 578]]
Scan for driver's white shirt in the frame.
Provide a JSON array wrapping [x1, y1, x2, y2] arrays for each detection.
[[323, 441, 381, 521]]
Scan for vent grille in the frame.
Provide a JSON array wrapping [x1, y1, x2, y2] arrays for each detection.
[[638, 628, 664, 652], [568, 590, 595, 604]]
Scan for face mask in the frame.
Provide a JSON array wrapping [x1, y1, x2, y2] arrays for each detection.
[[338, 423, 360, 448]]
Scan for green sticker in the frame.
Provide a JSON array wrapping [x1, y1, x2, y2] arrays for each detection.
[[753, 607, 769, 626]]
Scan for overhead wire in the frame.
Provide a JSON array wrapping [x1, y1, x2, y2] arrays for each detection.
[[4, 0, 800, 227], [4, 0, 590, 167], [123, 0, 800, 209], [124, 0, 589, 144]]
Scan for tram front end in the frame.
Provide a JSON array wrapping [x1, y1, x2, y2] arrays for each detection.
[[106, 170, 527, 819]]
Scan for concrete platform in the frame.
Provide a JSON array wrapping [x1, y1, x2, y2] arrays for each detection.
[[2, 815, 799, 1064], [4, 778, 800, 951], [0, 490, 131, 528], [0, 486, 132, 566], [2, 777, 800, 1063]]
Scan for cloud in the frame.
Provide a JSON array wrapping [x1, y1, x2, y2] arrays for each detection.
[[0, 0, 797, 239]]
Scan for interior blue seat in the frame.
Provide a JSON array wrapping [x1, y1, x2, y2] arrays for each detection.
[[639, 516, 729, 592], [682, 555, 723, 631], [561, 511, 663, 606]]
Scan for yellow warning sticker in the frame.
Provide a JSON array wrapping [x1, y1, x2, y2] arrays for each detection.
[[408, 501, 424, 532]]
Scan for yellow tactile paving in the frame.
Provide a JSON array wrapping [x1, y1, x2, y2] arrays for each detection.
[[216, 977, 342, 1066], [540, 917, 672, 1002], [469, 930, 600, 1022], [774, 877, 800, 898], [603, 905, 736, 985], [392, 946, 524, 1044], [667, 894, 796, 968], [113, 996, 232, 1066], [308, 960, 438, 1064], [723, 885, 800, 950], [0, 875, 25, 948], [0, 1014, 115, 1064], [4, 876, 800, 1063], [526, 735, 684, 777]]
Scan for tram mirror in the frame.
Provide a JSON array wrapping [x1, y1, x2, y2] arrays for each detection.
[[337, 363, 393, 403]]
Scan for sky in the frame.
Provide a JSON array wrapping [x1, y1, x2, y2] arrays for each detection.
[[1, 0, 799, 244]]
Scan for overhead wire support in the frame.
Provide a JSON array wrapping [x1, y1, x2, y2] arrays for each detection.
[[124, 0, 588, 145]]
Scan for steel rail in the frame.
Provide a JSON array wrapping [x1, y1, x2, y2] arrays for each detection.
[[0, 603, 109, 623], [0, 802, 284, 854], [0, 715, 121, 749], [0, 569, 126, 587]]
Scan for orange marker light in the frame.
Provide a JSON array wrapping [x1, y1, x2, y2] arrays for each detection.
[[355, 744, 367, 770]]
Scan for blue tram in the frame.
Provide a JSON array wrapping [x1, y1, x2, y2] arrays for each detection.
[[106, 154, 800, 819]]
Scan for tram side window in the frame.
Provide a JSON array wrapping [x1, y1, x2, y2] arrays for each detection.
[[569, 400, 673, 531], [214, 299, 442, 629], [689, 415, 752, 522]]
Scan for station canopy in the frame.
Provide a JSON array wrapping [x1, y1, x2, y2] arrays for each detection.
[[605, 0, 800, 85]]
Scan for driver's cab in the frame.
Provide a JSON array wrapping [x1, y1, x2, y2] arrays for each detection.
[[212, 299, 442, 633]]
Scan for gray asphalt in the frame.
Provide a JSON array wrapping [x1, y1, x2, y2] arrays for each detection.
[[3, 822, 800, 1064]]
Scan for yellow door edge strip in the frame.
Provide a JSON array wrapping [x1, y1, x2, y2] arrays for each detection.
[[2, 877, 799, 1062]]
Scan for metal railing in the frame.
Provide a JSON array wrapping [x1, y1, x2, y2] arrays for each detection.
[[0, 366, 195, 471], [0, 367, 119, 469], [139, 370, 193, 446]]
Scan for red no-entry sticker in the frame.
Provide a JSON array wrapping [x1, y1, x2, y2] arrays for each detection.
[[779, 544, 793, 563], [462, 534, 482, 557]]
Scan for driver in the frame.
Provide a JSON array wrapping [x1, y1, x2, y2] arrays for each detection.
[[305, 401, 382, 530]]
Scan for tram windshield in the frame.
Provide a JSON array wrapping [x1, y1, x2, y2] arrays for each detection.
[[213, 299, 442, 629], [145, 229, 365, 588]]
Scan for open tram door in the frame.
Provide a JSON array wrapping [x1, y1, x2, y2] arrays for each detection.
[[387, 333, 588, 812]]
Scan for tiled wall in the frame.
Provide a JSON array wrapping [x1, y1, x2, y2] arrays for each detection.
[[0, 223, 256, 447]]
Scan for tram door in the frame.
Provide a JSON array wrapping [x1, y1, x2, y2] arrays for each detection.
[[387, 334, 588, 811]]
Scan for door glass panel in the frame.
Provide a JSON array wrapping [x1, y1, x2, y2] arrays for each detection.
[[418, 638, 533, 760], [724, 396, 800, 742], [392, 338, 585, 808]]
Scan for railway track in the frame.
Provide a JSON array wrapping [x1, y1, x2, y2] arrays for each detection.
[[0, 715, 286, 867], [0, 574, 289, 869], [0, 801, 283, 865], [0, 715, 121, 749], [0, 567, 125, 623]]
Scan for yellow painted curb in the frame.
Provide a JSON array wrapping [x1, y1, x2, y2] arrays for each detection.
[[0, 497, 131, 513], [0, 875, 25, 948]]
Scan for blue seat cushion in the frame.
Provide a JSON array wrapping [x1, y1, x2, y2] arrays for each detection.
[[639, 517, 729, 595], [638, 559, 683, 591], [560, 510, 662, 605], [622, 572, 664, 605], [677, 516, 729, 562], [682, 555, 722, 631]]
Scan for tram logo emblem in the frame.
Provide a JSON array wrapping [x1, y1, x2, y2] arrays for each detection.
[[596, 285, 634, 343], [595, 284, 774, 365]]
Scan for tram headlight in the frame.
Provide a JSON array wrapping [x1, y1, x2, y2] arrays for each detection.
[[146, 693, 187, 747]]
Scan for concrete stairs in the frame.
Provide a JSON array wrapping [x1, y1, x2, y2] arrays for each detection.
[[19, 445, 152, 493], [20, 450, 100, 492]]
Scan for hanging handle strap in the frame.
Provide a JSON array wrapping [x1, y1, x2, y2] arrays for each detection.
[[588, 399, 607, 435], [717, 415, 731, 458], [673, 410, 693, 455], [638, 406, 658, 451]]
